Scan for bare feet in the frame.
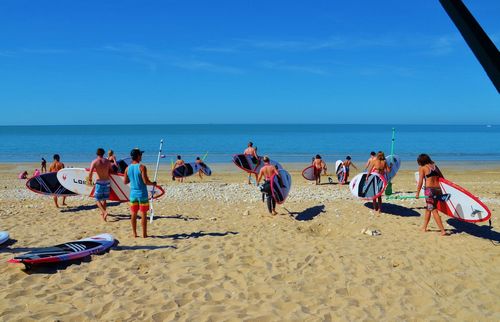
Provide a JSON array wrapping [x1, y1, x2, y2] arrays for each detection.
[[143, 234, 148, 238], [101, 211, 108, 222], [134, 234, 138, 238], [441, 231, 449, 236], [272, 210, 278, 216]]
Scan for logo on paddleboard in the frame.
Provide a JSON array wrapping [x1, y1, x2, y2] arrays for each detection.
[[62, 175, 67, 180]]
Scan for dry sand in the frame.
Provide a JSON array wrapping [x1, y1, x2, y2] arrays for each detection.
[[0, 163, 499, 321]]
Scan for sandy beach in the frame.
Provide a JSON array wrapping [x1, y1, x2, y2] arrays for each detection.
[[0, 163, 499, 321]]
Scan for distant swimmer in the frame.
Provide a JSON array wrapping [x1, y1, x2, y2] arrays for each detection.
[[107, 150, 119, 173], [174, 155, 185, 182], [257, 156, 280, 215], [49, 154, 67, 208], [364, 151, 376, 170], [41, 158, 47, 173], [244, 142, 258, 184], [342, 156, 358, 184], [124, 148, 157, 238], [416, 153, 447, 236], [366, 151, 391, 214], [88, 148, 113, 221], [312, 155, 327, 185]]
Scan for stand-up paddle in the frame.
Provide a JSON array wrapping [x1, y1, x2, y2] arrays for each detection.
[[150, 139, 164, 223], [385, 128, 395, 196]]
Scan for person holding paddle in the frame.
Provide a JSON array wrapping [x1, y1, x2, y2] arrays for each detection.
[[124, 148, 157, 238]]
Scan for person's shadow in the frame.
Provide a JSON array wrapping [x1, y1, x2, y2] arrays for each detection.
[[60, 202, 121, 213], [364, 202, 421, 217], [285, 205, 326, 221], [447, 218, 500, 243], [150, 231, 238, 240]]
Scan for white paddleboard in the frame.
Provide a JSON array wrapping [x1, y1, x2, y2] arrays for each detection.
[[385, 155, 401, 182], [0, 231, 9, 245], [415, 171, 426, 197], [57, 168, 164, 202], [349, 172, 387, 200], [335, 160, 346, 182]]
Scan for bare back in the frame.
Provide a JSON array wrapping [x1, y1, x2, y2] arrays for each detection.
[[49, 161, 64, 172], [91, 157, 112, 180]]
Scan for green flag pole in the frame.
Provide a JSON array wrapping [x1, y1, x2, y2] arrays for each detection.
[[385, 128, 396, 196]]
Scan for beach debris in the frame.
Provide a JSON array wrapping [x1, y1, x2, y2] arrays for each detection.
[[243, 210, 250, 216], [361, 228, 381, 236], [209, 217, 217, 221]]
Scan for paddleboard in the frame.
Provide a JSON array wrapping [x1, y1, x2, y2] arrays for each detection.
[[232, 154, 282, 174], [385, 155, 401, 181], [116, 157, 131, 174], [57, 168, 165, 202], [271, 169, 292, 204], [437, 178, 491, 222], [349, 172, 387, 200], [26, 172, 76, 196], [415, 171, 426, 197], [8, 233, 115, 269], [0, 231, 9, 245], [172, 162, 212, 178], [301, 165, 316, 181], [335, 160, 346, 183]]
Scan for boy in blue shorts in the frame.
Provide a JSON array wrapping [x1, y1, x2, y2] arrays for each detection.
[[124, 148, 157, 238]]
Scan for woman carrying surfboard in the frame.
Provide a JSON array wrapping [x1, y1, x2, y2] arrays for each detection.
[[366, 151, 390, 214], [416, 154, 447, 236]]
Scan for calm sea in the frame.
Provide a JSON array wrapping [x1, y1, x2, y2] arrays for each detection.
[[0, 124, 498, 164]]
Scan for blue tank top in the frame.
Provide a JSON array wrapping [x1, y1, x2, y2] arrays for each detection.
[[128, 163, 148, 199]]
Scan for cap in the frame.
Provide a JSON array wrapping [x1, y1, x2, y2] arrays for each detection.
[[130, 148, 144, 158]]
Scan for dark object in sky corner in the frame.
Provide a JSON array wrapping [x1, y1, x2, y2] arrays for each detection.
[[439, 0, 500, 93]]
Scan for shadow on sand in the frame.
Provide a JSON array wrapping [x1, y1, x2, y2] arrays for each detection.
[[285, 205, 326, 221], [59, 202, 121, 213], [107, 213, 200, 222], [151, 231, 239, 240], [447, 218, 500, 243], [364, 202, 421, 217]]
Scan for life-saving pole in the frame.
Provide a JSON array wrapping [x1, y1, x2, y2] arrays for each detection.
[[149, 139, 164, 223], [385, 128, 395, 196]]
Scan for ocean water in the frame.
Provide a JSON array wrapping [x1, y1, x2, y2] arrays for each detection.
[[0, 124, 499, 165]]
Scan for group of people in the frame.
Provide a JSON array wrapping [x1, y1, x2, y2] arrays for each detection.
[[172, 155, 208, 182]]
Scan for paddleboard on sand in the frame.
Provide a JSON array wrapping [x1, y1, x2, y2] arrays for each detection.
[[385, 155, 401, 182], [0, 231, 9, 245], [271, 169, 292, 204], [335, 160, 346, 183], [172, 162, 212, 178], [232, 154, 282, 174], [26, 172, 76, 196], [349, 172, 387, 200], [301, 165, 315, 181], [8, 234, 115, 270], [57, 168, 165, 202]]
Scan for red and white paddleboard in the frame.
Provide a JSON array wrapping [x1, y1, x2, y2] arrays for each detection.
[[437, 178, 491, 223], [57, 168, 165, 202]]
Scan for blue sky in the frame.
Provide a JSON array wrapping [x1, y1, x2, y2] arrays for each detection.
[[0, 0, 499, 125]]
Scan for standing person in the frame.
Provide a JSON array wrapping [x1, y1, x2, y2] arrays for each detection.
[[41, 158, 47, 173], [88, 148, 112, 221], [257, 156, 280, 215], [312, 155, 327, 185], [195, 157, 206, 180], [124, 148, 157, 238], [49, 154, 67, 208], [364, 151, 376, 170], [173, 155, 185, 182], [416, 154, 447, 236], [342, 156, 358, 184], [366, 151, 391, 214], [244, 142, 258, 184], [108, 150, 119, 173]]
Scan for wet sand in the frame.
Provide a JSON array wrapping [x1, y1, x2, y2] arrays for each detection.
[[0, 163, 499, 321]]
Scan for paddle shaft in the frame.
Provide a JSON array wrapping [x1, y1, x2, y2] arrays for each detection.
[[150, 139, 164, 223]]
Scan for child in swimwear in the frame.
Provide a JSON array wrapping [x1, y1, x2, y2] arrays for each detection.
[[342, 156, 357, 184], [366, 151, 390, 214], [124, 148, 157, 238], [312, 155, 327, 185]]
